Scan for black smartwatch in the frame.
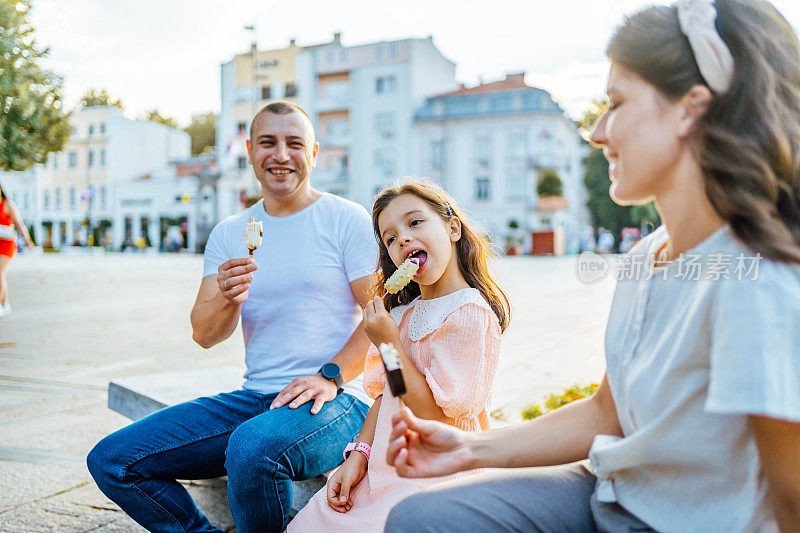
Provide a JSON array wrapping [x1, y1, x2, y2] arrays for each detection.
[[319, 363, 344, 394]]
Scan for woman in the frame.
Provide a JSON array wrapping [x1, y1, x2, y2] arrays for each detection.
[[383, 0, 800, 531], [0, 182, 35, 317]]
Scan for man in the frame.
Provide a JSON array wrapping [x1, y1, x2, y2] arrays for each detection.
[[87, 102, 377, 532]]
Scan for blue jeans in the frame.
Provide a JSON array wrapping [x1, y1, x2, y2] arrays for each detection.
[[87, 390, 369, 533]]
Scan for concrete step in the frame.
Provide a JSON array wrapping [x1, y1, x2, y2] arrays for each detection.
[[107, 367, 328, 513]]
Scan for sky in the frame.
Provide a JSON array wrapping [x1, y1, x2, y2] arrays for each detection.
[[27, 0, 800, 126]]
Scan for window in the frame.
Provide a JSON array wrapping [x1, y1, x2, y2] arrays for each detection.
[[506, 171, 526, 201], [326, 118, 349, 139], [24, 191, 29, 210], [69, 186, 77, 208], [237, 156, 248, 169], [324, 81, 349, 100], [261, 85, 271, 100], [100, 148, 106, 166], [71, 126, 77, 136], [68, 151, 78, 168], [375, 113, 395, 138], [475, 177, 491, 200], [100, 122, 106, 134], [374, 149, 395, 175], [43, 190, 50, 210], [100, 185, 106, 209], [88, 124, 95, 136], [55, 188, 62, 208], [88, 150, 95, 167], [52, 153, 58, 169], [507, 129, 527, 161], [474, 135, 491, 165], [376, 75, 397, 94], [285, 83, 297, 97], [430, 140, 445, 169]]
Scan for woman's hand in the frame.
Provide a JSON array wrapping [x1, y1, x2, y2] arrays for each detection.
[[386, 406, 476, 478], [362, 296, 400, 348], [326, 452, 368, 513]]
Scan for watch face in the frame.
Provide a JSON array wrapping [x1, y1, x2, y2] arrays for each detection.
[[321, 363, 341, 380]]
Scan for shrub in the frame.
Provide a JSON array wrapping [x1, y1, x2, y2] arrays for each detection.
[[536, 169, 563, 197], [521, 383, 600, 421]]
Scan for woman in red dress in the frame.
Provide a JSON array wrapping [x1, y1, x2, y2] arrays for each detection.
[[0, 182, 35, 317]]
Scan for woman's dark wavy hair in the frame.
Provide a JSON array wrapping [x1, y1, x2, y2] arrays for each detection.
[[371, 180, 511, 332], [608, 0, 800, 263]]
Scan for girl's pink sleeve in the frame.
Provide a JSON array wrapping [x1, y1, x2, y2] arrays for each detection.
[[422, 303, 501, 420], [362, 343, 386, 399]]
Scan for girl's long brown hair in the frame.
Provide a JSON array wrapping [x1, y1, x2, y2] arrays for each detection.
[[608, 0, 800, 263], [372, 181, 511, 332]]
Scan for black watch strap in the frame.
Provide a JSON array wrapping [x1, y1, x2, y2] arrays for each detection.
[[319, 363, 344, 394]]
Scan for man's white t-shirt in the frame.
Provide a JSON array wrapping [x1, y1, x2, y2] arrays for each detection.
[[203, 193, 377, 405]]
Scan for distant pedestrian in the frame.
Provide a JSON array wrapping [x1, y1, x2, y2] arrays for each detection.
[[579, 225, 597, 253], [597, 228, 615, 253], [0, 182, 34, 318]]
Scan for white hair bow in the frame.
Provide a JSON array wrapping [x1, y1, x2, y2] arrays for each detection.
[[676, 0, 734, 93]]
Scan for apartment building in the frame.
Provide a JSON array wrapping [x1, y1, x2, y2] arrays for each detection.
[[413, 74, 589, 249], [295, 35, 458, 207]]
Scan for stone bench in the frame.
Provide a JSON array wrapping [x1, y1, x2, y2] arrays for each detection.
[[107, 366, 327, 515]]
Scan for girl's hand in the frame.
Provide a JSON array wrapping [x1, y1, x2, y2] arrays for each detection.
[[326, 453, 368, 513], [362, 296, 400, 347]]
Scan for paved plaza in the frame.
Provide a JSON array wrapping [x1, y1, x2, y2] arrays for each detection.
[[0, 251, 615, 532]]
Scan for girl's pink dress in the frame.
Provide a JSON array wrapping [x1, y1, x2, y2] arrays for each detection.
[[288, 288, 501, 533]]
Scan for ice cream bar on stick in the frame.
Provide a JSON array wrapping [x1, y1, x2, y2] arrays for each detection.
[[243, 217, 263, 258], [378, 342, 407, 397], [384, 257, 420, 296]]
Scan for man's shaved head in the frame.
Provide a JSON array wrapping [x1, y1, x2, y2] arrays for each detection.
[[249, 101, 315, 143]]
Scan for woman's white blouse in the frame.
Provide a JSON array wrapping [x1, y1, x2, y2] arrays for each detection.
[[588, 225, 800, 533]]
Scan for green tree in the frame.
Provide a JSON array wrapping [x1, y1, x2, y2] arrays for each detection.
[[80, 88, 123, 110], [580, 101, 660, 244], [145, 109, 178, 129], [0, 0, 70, 171], [536, 169, 563, 197], [184, 112, 216, 155]]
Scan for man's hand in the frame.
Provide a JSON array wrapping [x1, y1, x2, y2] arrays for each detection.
[[362, 296, 401, 348], [326, 452, 367, 513], [386, 406, 475, 478], [270, 373, 337, 415], [217, 258, 258, 304]]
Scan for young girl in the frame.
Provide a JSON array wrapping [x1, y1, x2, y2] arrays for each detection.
[[288, 181, 510, 532], [383, 1, 800, 532]]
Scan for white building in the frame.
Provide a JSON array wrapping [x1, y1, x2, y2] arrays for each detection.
[[113, 157, 217, 252], [413, 74, 589, 251], [296, 35, 458, 207], [12, 106, 190, 248]]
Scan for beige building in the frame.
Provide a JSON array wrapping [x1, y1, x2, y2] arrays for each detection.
[[216, 38, 308, 217]]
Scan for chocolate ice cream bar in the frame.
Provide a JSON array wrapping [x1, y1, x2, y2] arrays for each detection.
[[378, 342, 406, 396]]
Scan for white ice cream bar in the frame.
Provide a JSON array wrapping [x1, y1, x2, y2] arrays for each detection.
[[243, 217, 263, 251], [384, 257, 419, 294], [379, 343, 401, 370]]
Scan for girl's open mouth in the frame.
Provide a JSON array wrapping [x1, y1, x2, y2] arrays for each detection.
[[408, 249, 428, 272]]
